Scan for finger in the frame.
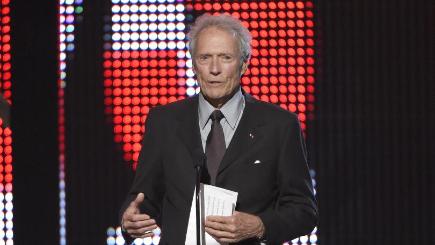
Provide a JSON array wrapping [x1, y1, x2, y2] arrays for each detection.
[[127, 225, 158, 237], [128, 214, 152, 222], [130, 227, 157, 238], [129, 193, 145, 208], [205, 219, 236, 233], [124, 219, 156, 230], [206, 215, 233, 223], [205, 226, 237, 240]]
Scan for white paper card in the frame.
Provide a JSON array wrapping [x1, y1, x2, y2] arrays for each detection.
[[185, 184, 238, 245]]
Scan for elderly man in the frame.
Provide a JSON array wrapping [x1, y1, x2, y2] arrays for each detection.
[[120, 13, 317, 244]]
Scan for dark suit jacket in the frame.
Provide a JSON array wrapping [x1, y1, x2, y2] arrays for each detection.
[[121, 93, 318, 244]]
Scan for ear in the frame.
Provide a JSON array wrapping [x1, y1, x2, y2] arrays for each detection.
[[240, 62, 248, 76]]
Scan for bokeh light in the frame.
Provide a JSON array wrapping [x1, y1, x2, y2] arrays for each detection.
[[58, 0, 83, 244], [0, 1, 13, 244]]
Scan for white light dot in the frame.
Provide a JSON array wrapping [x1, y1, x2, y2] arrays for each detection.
[[113, 42, 121, 50], [176, 23, 185, 31], [158, 42, 167, 49], [167, 23, 175, 31], [176, 32, 185, 40], [121, 5, 130, 13], [121, 33, 130, 41], [149, 42, 158, 50], [186, 87, 196, 96], [122, 42, 131, 50], [131, 14, 139, 22], [112, 14, 121, 22], [149, 32, 157, 41], [177, 50, 186, 58], [140, 42, 149, 50], [121, 14, 130, 22], [158, 23, 167, 31], [139, 5, 148, 13], [129, 24, 138, 32], [149, 4, 157, 13], [177, 41, 185, 49], [112, 5, 121, 13], [158, 32, 167, 40], [186, 69, 195, 78], [131, 42, 140, 50], [121, 23, 130, 32], [176, 4, 184, 12], [176, 13, 185, 21], [112, 24, 121, 32], [167, 4, 175, 13], [186, 78, 195, 87], [167, 13, 175, 22], [140, 14, 148, 22], [149, 23, 157, 31], [168, 41, 176, 49], [149, 14, 157, 22], [167, 32, 176, 40], [131, 33, 139, 41], [186, 60, 193, 68], [130, 4, 139, 13], [158, 14, 166, 22]]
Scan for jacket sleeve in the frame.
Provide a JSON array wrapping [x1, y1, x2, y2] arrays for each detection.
[[257, 115, 318, 244], [119, 108, 165, 244]]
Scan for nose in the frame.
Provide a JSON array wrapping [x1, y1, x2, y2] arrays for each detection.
[[209, 57, 221, 76]]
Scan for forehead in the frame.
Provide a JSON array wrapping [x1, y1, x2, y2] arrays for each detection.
[[195, 27, 240, 54]]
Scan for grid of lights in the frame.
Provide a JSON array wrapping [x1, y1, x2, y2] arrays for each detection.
[[59, 0, 84, 244], [105, 1, 316, 244], [104, 0, 190, 168], [0, 0, 13, 244]]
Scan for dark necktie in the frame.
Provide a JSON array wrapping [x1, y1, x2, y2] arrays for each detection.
[[205, 110, 226, 185]]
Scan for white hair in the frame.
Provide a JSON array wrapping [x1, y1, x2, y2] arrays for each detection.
[[187, 13, 252, 63]]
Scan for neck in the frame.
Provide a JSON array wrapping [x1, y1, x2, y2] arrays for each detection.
[[203, 87, 240, 109]]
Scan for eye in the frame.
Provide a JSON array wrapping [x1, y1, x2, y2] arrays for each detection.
[[198, 55, 209, 61], [221, 55, 233, 62]]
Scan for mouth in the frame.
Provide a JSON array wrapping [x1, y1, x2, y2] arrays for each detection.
[[207, 80, 223, 84]]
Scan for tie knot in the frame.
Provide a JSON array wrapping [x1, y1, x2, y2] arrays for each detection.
[[210, 110, 224, 122]]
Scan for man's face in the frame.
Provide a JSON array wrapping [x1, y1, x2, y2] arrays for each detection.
[[193, 27, 247, 108]]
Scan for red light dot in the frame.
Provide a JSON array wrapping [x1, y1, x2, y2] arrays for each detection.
[[259, 2, 268, 9], [231, 3, 240, 10], [298, 95, 306, 103], [251, 86, 260, 94], [260, 95, 269, 102], [150, 97, 159, 105], [260, 86, 269, 94], [5, 155, 12, 164], [270, 95, 278, 103]]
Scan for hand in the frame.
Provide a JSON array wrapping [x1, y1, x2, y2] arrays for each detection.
[[121, 193, 158, 238], [204, 211, 265, 243]]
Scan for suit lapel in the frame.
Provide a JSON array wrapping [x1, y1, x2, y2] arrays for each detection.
[[217, 94, 265, 176], [175, 96, 204, 168]]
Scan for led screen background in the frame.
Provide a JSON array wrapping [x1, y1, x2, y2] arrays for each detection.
[[61, 0, 434, 244], [103, 0, 317, 244], [0, 1, 13, 244]]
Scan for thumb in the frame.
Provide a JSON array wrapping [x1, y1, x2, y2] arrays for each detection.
[[129, 193, 145, 209]]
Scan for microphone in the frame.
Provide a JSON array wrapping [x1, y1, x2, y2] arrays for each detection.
[[193, 149, 206, 245]]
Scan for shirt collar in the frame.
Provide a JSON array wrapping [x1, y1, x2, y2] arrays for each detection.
[[198, 88, 244, 130]]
